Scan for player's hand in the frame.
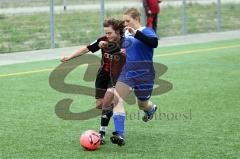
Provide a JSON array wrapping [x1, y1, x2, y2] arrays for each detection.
[[98, 41, 108, 48], [147, 10, 152, 15], [120, 48, 126, 54], [60, 56, 71, 62], [125, 27, 137, 36]]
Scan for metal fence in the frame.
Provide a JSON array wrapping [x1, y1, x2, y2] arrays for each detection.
[[0, 0, 240, 53]]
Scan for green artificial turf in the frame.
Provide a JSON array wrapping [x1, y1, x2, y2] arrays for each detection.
[[0, 39, 240, 158]]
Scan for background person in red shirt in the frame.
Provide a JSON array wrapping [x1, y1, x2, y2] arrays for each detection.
[[143, 0, 161, 33]]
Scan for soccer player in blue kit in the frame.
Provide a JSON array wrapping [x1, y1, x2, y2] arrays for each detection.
[[107, 8, 159, 146]]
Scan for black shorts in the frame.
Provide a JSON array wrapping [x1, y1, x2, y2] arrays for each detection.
[[95, 69, 115, 99]]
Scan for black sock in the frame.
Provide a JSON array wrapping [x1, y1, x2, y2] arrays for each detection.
[[99, 106, 113, 135]]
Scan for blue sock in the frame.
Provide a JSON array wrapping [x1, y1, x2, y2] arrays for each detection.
[[113, 112, 125, 137]]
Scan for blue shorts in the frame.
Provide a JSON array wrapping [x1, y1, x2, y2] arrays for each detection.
[[117, 62, 155, 101]]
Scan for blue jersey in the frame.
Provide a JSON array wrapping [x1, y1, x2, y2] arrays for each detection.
[[123, 27, 158, 62]]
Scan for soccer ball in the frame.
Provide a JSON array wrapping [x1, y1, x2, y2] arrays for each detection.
[[80, 130, 100, 151]]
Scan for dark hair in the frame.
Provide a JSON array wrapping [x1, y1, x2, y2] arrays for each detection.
[[123, 8, 141, 21], [103, 18, 125, 38]]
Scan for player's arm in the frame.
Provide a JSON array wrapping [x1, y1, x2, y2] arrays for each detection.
[[134, 30, 158, 48], [61, 46, 89, 62], [126, 27, 158, 48], [60, 37, 104, 62]]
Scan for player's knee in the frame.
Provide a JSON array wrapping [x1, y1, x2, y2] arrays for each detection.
[[114, 96, 124, 106], [113, 90, 122, 105], [96, 99, 103, 109], [106, 87, 114, 93]]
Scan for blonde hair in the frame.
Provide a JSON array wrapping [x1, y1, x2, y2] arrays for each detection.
[[123, 8, 141, 21]]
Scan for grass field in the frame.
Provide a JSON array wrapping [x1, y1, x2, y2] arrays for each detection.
[[1, 2, 240, 53], [0, 39, 240, 158]]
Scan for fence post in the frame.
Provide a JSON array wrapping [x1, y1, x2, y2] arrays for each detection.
[[50, 0, 55, 48], [64, 0, 67, 11], [182, 0, 187, 35], [141, 5, 146, 26], [217, 0, 222, 31], [100, 0, 105, 35]]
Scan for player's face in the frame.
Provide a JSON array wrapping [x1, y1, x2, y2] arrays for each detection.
[[123, 14, 139, 29], [104, 26, 119, 42]]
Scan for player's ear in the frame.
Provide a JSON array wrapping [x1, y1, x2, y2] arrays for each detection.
[[136, 17, 140, 23]]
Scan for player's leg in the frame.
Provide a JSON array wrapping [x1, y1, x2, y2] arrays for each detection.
[[138, 99, 157, 122], [95, 69, 109, 144], [152, 13, 158, 33], [134, 83, 157, 122], [110, 81, 132, 146], [96, 90, 108, 144], [96, 98, 103, 109], [147, 14, 153, 28], [99, 88, 115, 144]]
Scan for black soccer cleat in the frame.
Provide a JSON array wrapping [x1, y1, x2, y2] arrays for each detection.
[[142, 105, 157, 122], [99, 131, 106, 145], [110, 132, 125, 146]]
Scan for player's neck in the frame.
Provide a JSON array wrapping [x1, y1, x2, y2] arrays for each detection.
[[115, 37, 121, 46], [135, 23, 142, 30]]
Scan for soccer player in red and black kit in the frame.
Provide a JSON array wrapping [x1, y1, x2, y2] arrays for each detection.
[[60, 19, 126, 144]]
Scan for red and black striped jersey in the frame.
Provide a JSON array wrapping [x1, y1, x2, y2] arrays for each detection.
[[87, 36, 125, 75]]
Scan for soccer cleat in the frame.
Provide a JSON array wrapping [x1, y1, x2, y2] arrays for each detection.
[[100, 135, 106, 145], [99, 131, 106, 145], [142, 105, 157, 122], [110, 132, 125, 146]]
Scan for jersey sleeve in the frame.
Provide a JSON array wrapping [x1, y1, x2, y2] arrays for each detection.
[[135, 29, 158, 48], [87, 36, 108, 53], [87, 39, 101, 53], [142, 28, 158, 38]]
